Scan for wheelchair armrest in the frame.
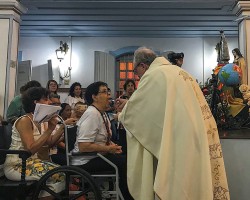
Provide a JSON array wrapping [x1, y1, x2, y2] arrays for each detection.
[[71, 151, 98, 156], [0, 149, 32, 160], [0, 149, 31, 184]]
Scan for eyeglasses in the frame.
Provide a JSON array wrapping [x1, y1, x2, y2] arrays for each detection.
[[98, 90, 110, 95], [133, 62, 142, 73]]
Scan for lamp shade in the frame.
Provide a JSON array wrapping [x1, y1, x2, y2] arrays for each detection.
[[56, 47, 66, 61]]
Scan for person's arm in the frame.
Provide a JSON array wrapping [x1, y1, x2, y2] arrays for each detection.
[[17, 116, 57, 154], [78, 142, 122, 154], [115, 98, 128, 112], [47, 125, 64, 147], [47, 117, 78, 148]]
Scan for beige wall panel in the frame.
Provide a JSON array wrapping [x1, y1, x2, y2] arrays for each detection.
[[8, 20, 19, 106], [0, 19, 10, 116]]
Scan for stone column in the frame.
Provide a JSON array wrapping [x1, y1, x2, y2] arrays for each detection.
[[0, 0, 26, 117], [233, 1, 250, 84]]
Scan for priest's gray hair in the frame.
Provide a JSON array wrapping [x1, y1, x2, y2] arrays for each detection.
[[133, 47, 157, 67]]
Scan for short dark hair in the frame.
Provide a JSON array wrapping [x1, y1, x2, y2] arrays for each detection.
[[59, 103, 70, 116], [85, 81, 108, 105], [22, 80, 41, 91], [19, 85, 26, 94], [22, 87, 49, 113], [69, 82, 83, 98], [123, 79, 136, 91], [167, 52, 184, 65], [49, 93, 60, 99]]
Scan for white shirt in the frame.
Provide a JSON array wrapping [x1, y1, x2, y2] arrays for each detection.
[[70, 106, 111, 165], [64, 96, 85, 109]]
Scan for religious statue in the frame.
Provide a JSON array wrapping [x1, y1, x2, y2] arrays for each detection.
[[214, 30, 230, 74], [232, 48, 247, 84], [215, 30, 230, 64]]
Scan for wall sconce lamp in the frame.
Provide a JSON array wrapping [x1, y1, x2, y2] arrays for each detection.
[[56, 38, 72, 85], [55, 41, 69, 62]]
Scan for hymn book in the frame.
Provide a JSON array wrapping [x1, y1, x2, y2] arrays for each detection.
[[33, 103, 61, 123]]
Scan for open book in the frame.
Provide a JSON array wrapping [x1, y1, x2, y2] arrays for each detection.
[[33, 103, 61, 123]]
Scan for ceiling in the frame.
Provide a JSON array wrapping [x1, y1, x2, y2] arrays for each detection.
[[19, 0, 239, 38]]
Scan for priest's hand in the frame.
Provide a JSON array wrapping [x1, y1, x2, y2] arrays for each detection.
[[115, 98, 128, 112]]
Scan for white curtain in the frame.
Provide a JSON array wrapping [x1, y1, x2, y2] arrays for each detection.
[[94, 51, 115, 97]]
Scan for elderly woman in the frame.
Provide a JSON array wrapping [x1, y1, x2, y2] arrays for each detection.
[[4, 87, 64, 199], [71, 81, 133, 200]]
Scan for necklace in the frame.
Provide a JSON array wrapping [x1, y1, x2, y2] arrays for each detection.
[[91, 105, 111, 145]]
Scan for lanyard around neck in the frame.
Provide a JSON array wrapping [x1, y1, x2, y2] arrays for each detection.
[[91, 105, 111, 145]]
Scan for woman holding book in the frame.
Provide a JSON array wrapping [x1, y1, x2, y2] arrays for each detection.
[[4, 87, 64, 199]]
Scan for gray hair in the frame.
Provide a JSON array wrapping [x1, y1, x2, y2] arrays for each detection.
[[133, 47, 157, 67]]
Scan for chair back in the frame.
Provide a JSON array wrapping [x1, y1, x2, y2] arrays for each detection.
[[64, 125, 78, 165], [0, 122, 12, 165], [67, 125, 78, 152]]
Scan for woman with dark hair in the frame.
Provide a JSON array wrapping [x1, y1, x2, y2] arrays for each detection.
[[120, 79, 136, 99], [64, 82, 85, 108], [59, 103, 72, 119], [71, 81, 133, 200], [4, 87, 64, 199], [50, 103, 76, 165], [118, 79, 136, 154], [232, 48, 247, 84], [6, 80, 41, 123], [167, 51, 184, 67], [46, 80, 60, 99]]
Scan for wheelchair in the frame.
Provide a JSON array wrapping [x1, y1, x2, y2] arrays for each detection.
[[0, 121, 124, 200], [64, 125, 125, 200], [0, 121, 101, 200]]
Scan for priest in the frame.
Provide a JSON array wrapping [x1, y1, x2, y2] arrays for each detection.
[[116, 47, 230, 200]]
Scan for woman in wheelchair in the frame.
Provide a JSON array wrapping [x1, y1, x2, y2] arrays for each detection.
[[71, 81, 133, 200], [4, 87, 64, 199]]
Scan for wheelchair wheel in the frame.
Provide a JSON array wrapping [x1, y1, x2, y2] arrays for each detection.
[[32, 166, 102, 200]]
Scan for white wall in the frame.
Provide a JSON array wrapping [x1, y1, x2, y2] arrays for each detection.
[[19, 36, 238, 89]]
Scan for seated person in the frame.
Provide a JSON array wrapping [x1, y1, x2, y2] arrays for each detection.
[[49, 94, 61, 106], [4, 87, 64, 199], [117, 79, 136, 154], [71, 81, 133, 200], [64, 82, 85, 109], [71, 102, 87, 121], [37, 94, 63, 161], [119, 79, 136, 100], [6, 80, 41, 124], [46, 79, 60, 99], [50, 103, 77, 165]]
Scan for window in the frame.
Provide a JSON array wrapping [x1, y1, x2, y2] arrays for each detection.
[[116, 54, 139, 97]]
